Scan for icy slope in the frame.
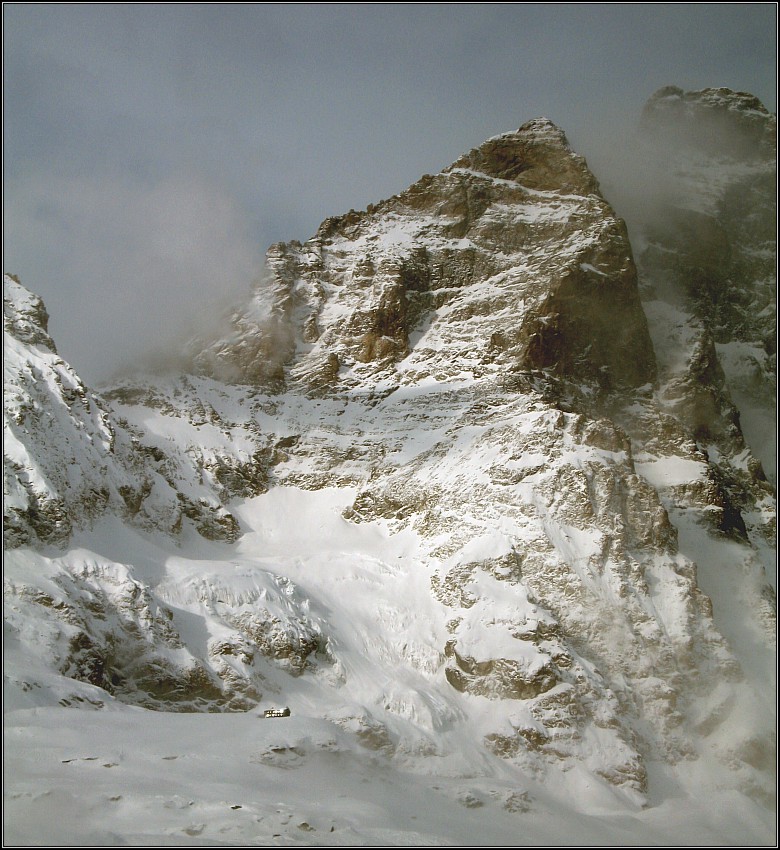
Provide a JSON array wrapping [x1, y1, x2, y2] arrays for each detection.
[[4, 493, 775, 845], [6, 701, 774, 846]]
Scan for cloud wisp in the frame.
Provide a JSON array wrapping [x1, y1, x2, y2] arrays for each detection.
[[4, 170, 265, 383]]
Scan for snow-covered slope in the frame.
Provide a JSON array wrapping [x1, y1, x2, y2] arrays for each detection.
[[3, 89, 776, 846], [3, 274, 242, 549], [4, 274, 124, 547]]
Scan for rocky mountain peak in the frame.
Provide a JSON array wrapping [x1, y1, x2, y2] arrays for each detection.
[[640, 85, 776, 158], [446, 117, 601, 195], [3, 88, 776, 840], [4, 273, 56, 352], [192, 119, 655, 395]]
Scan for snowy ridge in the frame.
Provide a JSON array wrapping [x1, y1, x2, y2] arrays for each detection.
[[3, 275, 247, 549], [4, 275, 127, 546]]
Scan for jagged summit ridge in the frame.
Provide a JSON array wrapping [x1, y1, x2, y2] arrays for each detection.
[[192, 117, 655, 394], [447, 117, 601, 194]]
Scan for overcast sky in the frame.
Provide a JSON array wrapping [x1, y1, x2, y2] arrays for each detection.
[[3, 3, 777, 383]]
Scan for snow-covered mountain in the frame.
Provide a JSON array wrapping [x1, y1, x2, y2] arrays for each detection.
[[4, 87, 776, 845]]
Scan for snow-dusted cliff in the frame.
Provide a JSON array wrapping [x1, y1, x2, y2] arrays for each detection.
[[190, 118, 655, 394], [4, 88, 776, 845]]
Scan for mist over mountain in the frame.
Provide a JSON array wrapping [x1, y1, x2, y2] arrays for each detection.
[[4, 86, 776, 846], [4, 3, 776, 386]]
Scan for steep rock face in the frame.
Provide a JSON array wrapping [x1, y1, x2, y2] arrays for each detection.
[[192, 119, 655, 394], [4, 274, 128, 547], [344, 385, 734, 770], [606, 89, 777, 804], [615, 87, 776, 591], [172, 107, 774, 803], [635, 87, 776, 487]]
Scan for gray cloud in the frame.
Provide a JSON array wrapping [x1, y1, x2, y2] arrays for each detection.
[[4, 169, 265, 380], [3, 3, 776, 383]]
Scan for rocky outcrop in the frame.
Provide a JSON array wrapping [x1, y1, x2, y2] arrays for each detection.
[[3, 274, 57, 350], [3, 551, 330, 711], [444, 641, 558, 701], [4, 274, 126, 547]]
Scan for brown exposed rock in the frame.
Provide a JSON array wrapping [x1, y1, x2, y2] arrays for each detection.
[[3, 274, 56, 351], [447, 119, 601, 194], [228, 610, 321, 676], [192, 118, 656, 395], [443, 639, 558, 700]]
